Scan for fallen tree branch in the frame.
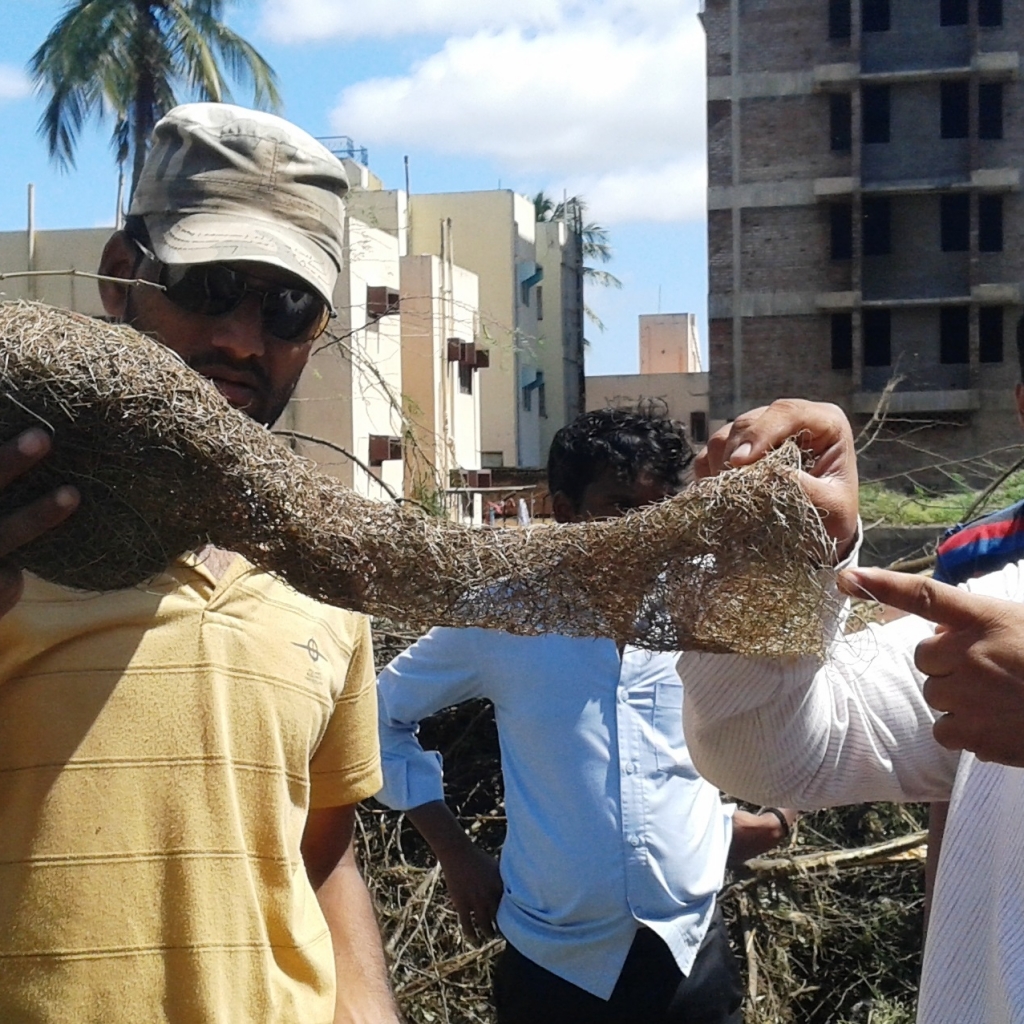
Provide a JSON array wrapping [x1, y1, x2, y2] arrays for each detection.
[[740, 831, 927, 880]]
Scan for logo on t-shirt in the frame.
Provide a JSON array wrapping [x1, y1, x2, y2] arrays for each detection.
[[292, 638, 325, 664]]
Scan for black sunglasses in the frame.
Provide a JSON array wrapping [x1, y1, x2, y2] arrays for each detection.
[[131, 239, 332, 342]]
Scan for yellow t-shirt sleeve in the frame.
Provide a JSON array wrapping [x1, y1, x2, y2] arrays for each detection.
[[309, 614, 383, 808]]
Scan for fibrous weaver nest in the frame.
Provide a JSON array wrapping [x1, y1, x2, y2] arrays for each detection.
[[0, 301, 836, 657]]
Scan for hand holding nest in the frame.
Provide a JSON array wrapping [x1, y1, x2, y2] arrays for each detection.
[[695, 399, 859, 563], [0, 429, 78, 617]]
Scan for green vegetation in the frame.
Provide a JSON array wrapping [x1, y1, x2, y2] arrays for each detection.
[[860, 471, 1024, 527], [30, 0, 280, 198]]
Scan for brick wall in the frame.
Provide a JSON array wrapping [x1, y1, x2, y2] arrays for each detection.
[[708, 100, 732, 185], [740, 95, 851, 183], [740, 206, 851, 293], [736, 0, 852, 74], [708, 210, 733, 295]]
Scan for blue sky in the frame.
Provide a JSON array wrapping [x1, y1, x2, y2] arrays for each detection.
[[0, 0, 708, 376]]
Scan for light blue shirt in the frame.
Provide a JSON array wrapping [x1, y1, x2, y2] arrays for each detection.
[[376, 627, 734, 999]]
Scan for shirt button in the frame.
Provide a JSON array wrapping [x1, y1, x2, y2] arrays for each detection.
[[628, 834, 641, 848], [624, 762, 637, 775], [619, 689, 629, 703]]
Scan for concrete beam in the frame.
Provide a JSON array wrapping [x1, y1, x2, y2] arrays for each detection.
[[708, 180, 816, 210], [852, 389, 980, 414]]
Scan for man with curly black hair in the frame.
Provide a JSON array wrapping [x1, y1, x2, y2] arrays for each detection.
[[375, 407, 795, 1024]]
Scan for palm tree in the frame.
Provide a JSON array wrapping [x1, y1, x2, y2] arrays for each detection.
[[534, 192, 622, 330], [30, 0, 281, 201]]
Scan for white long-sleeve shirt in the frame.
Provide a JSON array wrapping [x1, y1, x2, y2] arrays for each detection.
[[681, 558, 1024, 1024]]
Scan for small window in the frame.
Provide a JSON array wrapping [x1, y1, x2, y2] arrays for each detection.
[[862, 85, 891, 144], [831, 313, 853, 370], [538, 375, 547, 419], [829, 0, 851, 39], [940, 0, 968, 26], [689, 411, 708, 444], [368, 434, 403, 466], [940, 193, 970, 251], [831, 202, 853, 260], [980, 307, 1004, 362], [979, 82, 1004, 140], [366, 285, 400, 320], [459, 362, 473, 395], [863, 309, 892, 366], [979, 194, 1003, 252], [941, 81, 970, 139], [536, 284, 544, 321], [862, 197, 892, 256], [940, 306, 970, 364], [830, 93, 852, 151], [862, 0, 890, 32], [978, 0, 1002, 27]]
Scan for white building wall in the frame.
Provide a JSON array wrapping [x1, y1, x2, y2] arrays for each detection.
[[399, 253, 482, 521], [409, 190, 550, 468]]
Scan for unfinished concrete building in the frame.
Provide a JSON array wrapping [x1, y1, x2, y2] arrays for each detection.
[[703, 0, 1023, 478]]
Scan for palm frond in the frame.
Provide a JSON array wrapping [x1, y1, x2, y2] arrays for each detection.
[[30, 0, 282, 187]]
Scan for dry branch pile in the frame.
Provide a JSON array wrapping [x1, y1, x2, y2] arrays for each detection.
[[0, 301, 836, 656], [360, 661, 927, 1024]]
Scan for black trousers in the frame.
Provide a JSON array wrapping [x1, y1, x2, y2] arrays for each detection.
[[492, 910, 744, 1024]]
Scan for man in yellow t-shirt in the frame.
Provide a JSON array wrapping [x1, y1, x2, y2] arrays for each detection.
[[0, 104, 398, 1023]]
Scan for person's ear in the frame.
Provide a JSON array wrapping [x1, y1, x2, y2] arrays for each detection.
[[551, 491, 578, 524], [97, 232, 140, 319]]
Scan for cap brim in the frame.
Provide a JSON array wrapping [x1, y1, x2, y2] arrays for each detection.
[[143, 211, 339, 310]]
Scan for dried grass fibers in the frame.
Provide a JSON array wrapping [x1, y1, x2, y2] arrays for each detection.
[[0, 301, 834, 657]]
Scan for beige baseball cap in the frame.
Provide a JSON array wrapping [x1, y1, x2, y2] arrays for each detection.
[[128, 103, 348, 309]]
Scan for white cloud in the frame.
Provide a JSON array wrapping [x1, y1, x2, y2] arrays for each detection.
[[0, 64, 31, 102], [261, 0, 695, 44], [563, 159, 707, 225], [329, 19, 705, 223]]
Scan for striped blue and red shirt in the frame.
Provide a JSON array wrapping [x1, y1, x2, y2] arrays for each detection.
[[934, 498, 1024, 585]]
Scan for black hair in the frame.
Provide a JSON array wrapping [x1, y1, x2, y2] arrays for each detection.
[[547, 403, 694, 510]]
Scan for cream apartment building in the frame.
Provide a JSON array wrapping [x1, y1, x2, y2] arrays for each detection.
[[0, 210, 409, 504]]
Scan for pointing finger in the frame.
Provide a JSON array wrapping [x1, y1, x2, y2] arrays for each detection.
[[838, 567, 998, 630]]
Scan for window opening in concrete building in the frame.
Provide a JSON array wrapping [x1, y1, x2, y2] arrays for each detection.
[[862, 198, 892, 256], [940, 306, 970, 364], [831, 202, 853, 260], [369, 434, 403, 466], [690, 411, 708, 444], [979, 194, 1004, 252], [366, 285, 401, 320], [829, 0, 852, 39], [940, 0, 968, 26], [862, 85, 891, 143], [862, 0, 890, 32], [980, 306, 1005, 362], [863, 309, 892, 366], [535, 284, 544, 321], [979, 83, 1004, 139], [831, 313, 853, 370], [459, 361, 473, 395], [979, 0, 1003, 27], [830, 93, 852, 151], [522, 370, 545, 414], [940, 193, 970, 251], [941, 81, 970, 139]]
